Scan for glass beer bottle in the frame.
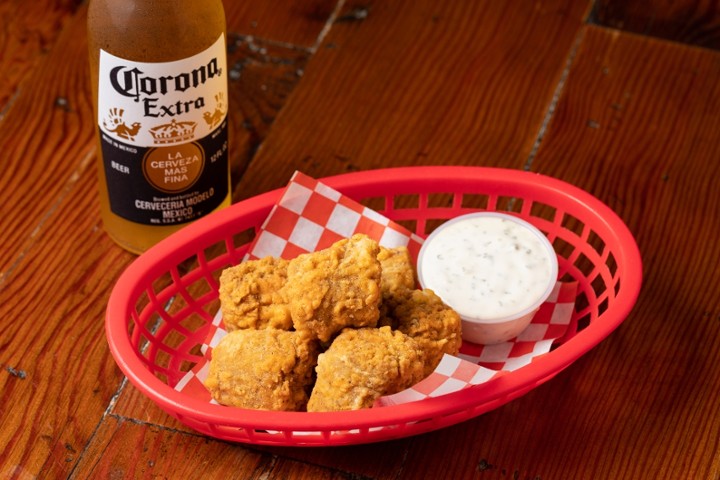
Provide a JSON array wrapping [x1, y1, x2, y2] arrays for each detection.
[[87, 0, 231, 254]]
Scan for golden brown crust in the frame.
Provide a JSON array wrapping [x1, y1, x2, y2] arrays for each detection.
[[284, 234, 382, 342], [307, 327, 425, 411], [218, 256, 292, 331], [210, 234, 463, 412], [384, 288, 462, 377], [377, 246, 417, 329], [203, 329, 318, 411], [378, 245, 417, 298]]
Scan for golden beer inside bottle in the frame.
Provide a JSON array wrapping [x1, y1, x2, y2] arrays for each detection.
[[87, 0, 231, 254]]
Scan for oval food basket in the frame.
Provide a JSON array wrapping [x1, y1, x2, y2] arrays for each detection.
[[106, 166, 642, 446]]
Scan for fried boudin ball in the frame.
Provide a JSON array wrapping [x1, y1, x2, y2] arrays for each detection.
[[284, 234, 382, 342], [307, 326, 425, 411], [378, 245, 417, 298], [384, 288, 462, 377], [204, 329, 318, 411], [377, 245, 417, 328], [218, 256, 292, 331]]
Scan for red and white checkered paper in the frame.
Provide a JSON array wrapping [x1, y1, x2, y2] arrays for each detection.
[[247, 171, 424, 261], [174, 171, 578, 408], [376, 281, 576, 406]]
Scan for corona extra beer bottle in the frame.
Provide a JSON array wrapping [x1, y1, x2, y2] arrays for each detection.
[[87, 0, 231, 253]]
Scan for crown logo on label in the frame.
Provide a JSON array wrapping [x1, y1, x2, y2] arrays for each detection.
[[149, 119, 197, 144]]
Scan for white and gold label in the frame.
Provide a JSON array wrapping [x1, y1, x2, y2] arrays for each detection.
[[98, 34, 227, 147], [96, 34, 229, 226]]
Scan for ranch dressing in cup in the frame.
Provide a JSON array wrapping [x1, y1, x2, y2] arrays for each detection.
[[417, 212, 558, 344]]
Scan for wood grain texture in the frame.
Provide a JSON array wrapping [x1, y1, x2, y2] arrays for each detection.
[[255, 441, 409, 479], [204, 19, 720, 480], [3, 0, 720, 478], [72, 416, 362, 479], [71, 416, 269, 478], [595, 0, 720, 50], [0, 2, 95, 279], [223, 0, 338, 49], [0, 1, 331, 478], [514, 25, 720, 478], [0, 0, 319, 281], [0, 163, 130, 478], [222, 0, 332, 186], [0, 0, 83, 111], [233, 0, 594, 202], [226, 36, 311, 193]]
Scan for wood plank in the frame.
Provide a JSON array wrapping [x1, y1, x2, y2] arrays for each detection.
[[0, 166, 130, 478], [223, 0, 338, 49], [0, 2, 318, 478], [233, 0, 594, 202], [226, 37, 311, 193], [0, 0, 82, 112], [0, 9, 96, 282], [594, 0, 720, 50], [403, 25, 720, 479], [8, 1, 718, 478], [530, 27, 720, 478], [111, 384, 192, 434], [75, 413, 411, 480], [255, 441, 409, 479], [73, 416, 389, 479], [0, 2, 311, 278], [222, 0, 334, 184], [0, 0, 331, 116], [71, 416, 269, 478], [0, 41, 309, 471]]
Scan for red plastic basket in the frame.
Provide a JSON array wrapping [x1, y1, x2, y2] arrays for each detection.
[[106, 166, 642, 446]]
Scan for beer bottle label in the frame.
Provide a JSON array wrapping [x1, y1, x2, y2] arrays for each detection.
[[97, 34, 229, 226]]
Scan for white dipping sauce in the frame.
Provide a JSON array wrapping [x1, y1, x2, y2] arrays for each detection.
[[418, 213, 557, 323]]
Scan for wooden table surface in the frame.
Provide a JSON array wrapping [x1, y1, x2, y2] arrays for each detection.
[[2, 0, 719, 478]]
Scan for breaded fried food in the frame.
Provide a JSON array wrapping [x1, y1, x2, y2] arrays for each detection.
[[307, 326, 425, 411], [378, 245, 416, 299], [385, 289, 462, 376], [204, 329, 318, 411], [285, 234, 381, 342], [377, 245, 417, 328], [218, 256, 292, 331]]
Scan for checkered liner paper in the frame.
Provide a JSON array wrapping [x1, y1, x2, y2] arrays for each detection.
[[175, 171, 578, 407]]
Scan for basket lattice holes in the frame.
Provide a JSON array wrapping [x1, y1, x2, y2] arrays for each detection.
[[358, 189, 620, 343], [130, 227, 257, 387], [128, 189, 619, 399]]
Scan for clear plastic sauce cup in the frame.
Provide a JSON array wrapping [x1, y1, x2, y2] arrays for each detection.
[[417, 212, 559, 345]]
